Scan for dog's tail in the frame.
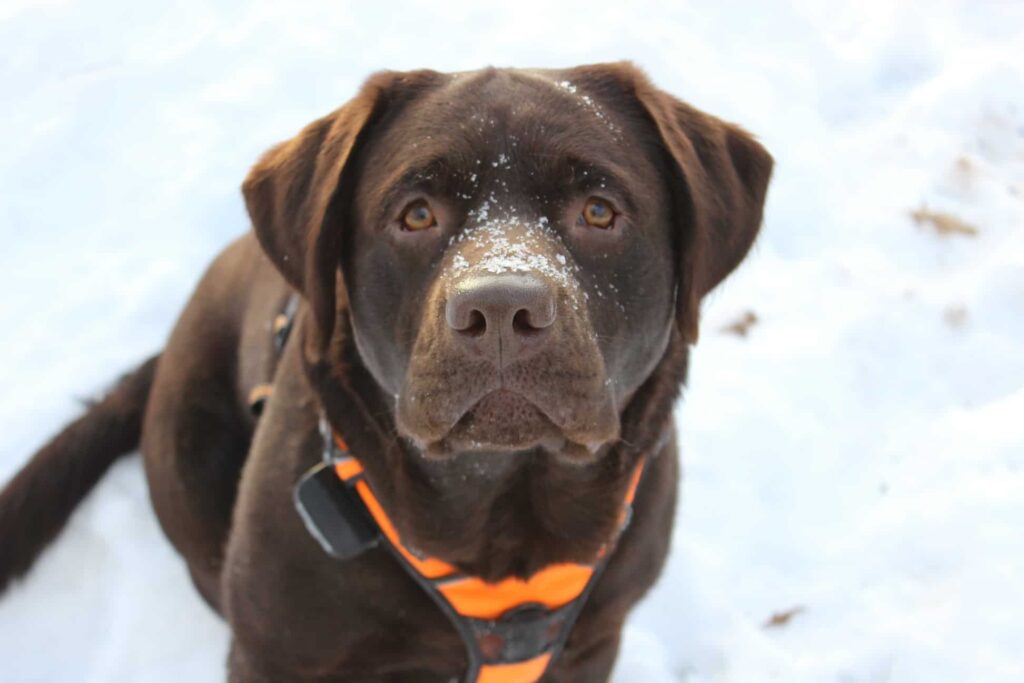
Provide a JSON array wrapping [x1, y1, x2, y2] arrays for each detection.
[[0, 355, 159, 595]]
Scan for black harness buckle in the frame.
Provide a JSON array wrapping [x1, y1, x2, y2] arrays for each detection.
[[469, 602, 572, 665]]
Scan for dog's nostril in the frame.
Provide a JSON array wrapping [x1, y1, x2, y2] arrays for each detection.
[[462, 310, 487, 337], [512, 308, 545, 337]]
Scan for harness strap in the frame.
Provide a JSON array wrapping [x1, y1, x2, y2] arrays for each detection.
[[248, 293, 302, 417], [273, 294, 301, 351], [293, 428, 645, 683]]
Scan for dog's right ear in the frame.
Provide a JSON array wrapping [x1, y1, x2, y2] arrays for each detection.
[[242, 70, 443, 352]]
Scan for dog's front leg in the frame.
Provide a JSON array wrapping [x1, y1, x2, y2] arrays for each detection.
[[142, 238, 271, 612]]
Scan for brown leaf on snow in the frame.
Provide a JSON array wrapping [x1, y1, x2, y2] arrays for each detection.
[[943, 305, 968, 329], [720, 310, 759, 338], [764, 606, 805, 629], [910, 205, 979, 238]]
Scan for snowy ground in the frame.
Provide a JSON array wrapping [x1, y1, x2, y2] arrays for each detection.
[[1, 1, 1022, 681]]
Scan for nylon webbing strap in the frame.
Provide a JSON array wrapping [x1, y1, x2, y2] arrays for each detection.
[[293, 419, 645, 683]]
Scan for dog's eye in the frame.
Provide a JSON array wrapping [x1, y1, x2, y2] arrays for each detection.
[[580, 197, 615, 229], [401, 201, 437, 231]]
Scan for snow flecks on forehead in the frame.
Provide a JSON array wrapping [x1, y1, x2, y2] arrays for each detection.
[[555, 80, 622, 138]]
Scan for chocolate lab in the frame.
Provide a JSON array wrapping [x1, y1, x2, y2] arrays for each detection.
[[0, 62, 771, 681]]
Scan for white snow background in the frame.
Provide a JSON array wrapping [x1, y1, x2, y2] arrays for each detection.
[[1, 1, 1023, 681]]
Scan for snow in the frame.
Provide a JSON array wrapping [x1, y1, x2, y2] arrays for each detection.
[[1, 1, 1023, 681], [451, 208, 577, 293], [554, 79, 622, 137]]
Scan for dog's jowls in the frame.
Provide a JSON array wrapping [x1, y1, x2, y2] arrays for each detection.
[[0, 62, 771, 681]]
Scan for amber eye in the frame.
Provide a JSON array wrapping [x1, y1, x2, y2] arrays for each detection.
[[581, 197, 615, 229], [401, 201, 437, 231]]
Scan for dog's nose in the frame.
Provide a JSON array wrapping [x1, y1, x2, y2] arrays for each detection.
[[446, 274, 556, 365]]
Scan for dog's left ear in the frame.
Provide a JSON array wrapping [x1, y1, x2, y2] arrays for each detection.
[[566, 63, 773, 344], [242, 70, 444, 352], [636, 76, 773, 344]]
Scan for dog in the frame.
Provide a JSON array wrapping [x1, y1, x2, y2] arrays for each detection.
[[0, 62, 771, 682]]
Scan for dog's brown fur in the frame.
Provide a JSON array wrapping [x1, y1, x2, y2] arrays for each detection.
[[0, 62, 771, 682]]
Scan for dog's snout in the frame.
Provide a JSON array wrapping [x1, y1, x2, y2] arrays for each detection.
[[446, 274, 556, 365]]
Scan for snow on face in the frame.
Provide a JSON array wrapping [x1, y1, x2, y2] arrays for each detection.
[[437, 82, 628, 310], [446, 195, 586, 304]]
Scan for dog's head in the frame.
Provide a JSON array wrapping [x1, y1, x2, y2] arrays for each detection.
[[243, 63, 771, 464]]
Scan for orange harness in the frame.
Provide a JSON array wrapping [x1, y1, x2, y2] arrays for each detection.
[[294, 424, 645, 683]]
